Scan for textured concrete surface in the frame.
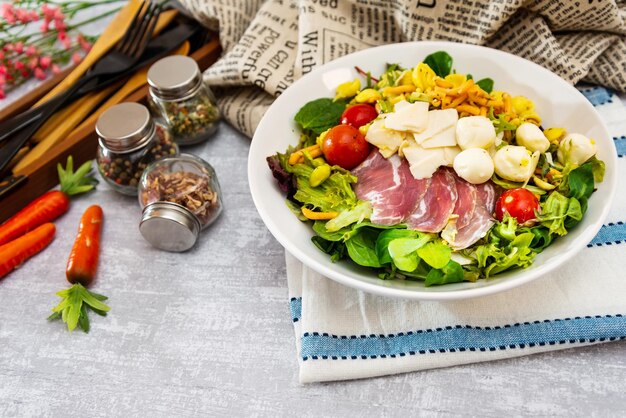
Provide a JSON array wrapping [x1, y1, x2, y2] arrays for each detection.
[[1, 121, 625, 417]]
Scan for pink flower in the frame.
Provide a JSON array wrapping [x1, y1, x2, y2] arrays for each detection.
[[41, 4, 55, 19], [54, 19, 66, 32], [0, 65, 6, 75], [29, 10, 39, 21], [0, 51, 4, 60], [72, 52, 82, 65], [34, 67, 46, 80], [77, 35, 92, 52], [20, 69, 29, 78], [61, 37, 71, 49], [40, 21, 49, 33], [0, 74, 5, 85], [14, 42, 23, 54], [1, 3, 15, 24], [54, 9, 64, 21], [39, 56, 51, 70], [51, 64, 60, 74], [27, 57, 38, 70], [14, 60, 25, 71], [25, 45, 37, 56], [15, 8, 31, 23], [0, 88, 5, 99]]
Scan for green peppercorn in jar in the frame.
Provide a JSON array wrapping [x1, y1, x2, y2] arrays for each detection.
[[147, 56, 221, 146], [95, 102, 179, 195]]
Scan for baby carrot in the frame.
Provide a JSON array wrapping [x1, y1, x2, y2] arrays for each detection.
[[0, 223, 56, 279], [66, 205, 103, 286]]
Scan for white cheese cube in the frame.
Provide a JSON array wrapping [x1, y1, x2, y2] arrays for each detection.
[[402, 144, 448, 179], [384, 100, 429, 132], [414, 109, 458, 147], [557, 133, 597, 165], [365, 117, 405, 156], [456, 116, 496, 150], [516, 122, 550, 153], [453, 148, 495, 184], [493, 145, 540, 183]]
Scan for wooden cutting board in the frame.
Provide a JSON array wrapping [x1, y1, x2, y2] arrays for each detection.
[[0, 36, 221, 223]]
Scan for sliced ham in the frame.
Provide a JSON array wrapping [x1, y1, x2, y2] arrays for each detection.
[[451, 175, 476, 229], [352, 151, 429, 225], [406, 168, 458, 232], [448, 180, 498, 250]]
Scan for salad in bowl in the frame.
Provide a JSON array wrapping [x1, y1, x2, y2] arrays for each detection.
[[265, 50, 606, 287]]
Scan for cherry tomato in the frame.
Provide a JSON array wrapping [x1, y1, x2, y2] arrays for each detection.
[[340, 104, 378, 128], [495, 188, 540, 224], [322, 125, 371, 170]]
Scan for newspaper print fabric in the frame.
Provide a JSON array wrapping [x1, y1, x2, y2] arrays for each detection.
[[179, 0, 626, 137]]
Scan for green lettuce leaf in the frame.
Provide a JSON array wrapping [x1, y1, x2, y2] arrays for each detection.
[[417, 241, 451, 269], [536, 191, 583, 236], [376, 229, 419, 265], [345, 228, 382, 267], [387, 235, 434, 272]]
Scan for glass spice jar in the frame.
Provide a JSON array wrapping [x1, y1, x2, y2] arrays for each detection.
[[147, 55, 220, 146], [96, 102, 178, 195], [138, 154, 223, 252]]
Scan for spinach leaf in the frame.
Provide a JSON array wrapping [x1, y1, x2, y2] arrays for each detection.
[[568, 163, 595, 200], [425, 260, 465, 287], [476, 78, 494, 93], [387, 235, 433, 272], [376, 229, 419, 265], [417, 241, 451, 269], [311, 236, 346, 262], [345, 228, 382, 267], [423, 51, 453, 77], [294, 98, 347, 134]]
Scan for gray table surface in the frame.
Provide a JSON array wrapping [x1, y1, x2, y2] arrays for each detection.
[[1, 118, 625, 417]]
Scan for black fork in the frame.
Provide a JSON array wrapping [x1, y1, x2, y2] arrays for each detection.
[[0, 0, 161, 175]]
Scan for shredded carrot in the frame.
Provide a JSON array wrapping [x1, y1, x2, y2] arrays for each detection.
[[435, 78, 453, 88], [288, 144, 321, 165], [456, 104, 480, 115], [301, 207, 338, 220]]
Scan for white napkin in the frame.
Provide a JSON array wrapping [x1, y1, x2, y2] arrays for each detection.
[[286, 87, 626, 384]]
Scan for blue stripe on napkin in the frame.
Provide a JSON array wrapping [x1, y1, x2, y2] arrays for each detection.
[[290, 297, 302, 322], [579, 87, 614, 106], [300, 315, 626, 360], [614, 136, 626, 157], [588, 222, 626, 247]]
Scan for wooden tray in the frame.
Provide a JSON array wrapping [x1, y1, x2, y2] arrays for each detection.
[[0, 34, 221, 223]]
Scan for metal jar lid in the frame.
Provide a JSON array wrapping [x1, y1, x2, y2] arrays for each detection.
[[96, 102, 156, 153], [139, 202, 201, 252], [147, 55, 202, 101]]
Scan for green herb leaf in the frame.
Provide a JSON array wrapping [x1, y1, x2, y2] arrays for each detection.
[[294, 98, 347, 134], [423, 51, 453, 77], [476, 78, 494, 93], [48, 284, 110, 333], [58, 156, 98, 196], [568, 163, 595, 200]]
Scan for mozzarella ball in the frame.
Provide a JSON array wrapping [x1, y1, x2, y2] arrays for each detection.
[[493, 145, 540, 183], [453, 148, 495, 184], [456, 116, 496, 150], [516, 122, 550, 153], [557, 133, 597, 165]]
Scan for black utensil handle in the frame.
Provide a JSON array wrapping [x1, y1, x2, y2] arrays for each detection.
[[0, 78, 88, 176], [0, 174, 27, 200]]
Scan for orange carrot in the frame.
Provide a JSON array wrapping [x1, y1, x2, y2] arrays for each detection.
[[0, 156, 96, 246], [66, 205, 103, 286], [0, 223, 56, 279]]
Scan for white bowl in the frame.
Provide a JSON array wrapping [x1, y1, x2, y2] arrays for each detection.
[[248, 41, 617, 300]]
